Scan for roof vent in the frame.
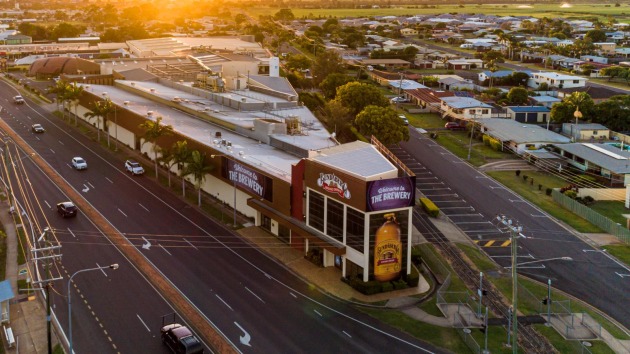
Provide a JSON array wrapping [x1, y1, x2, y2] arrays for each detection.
[[147, 111, 154, 116]]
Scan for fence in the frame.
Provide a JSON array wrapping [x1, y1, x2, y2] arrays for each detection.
[[552, 190, 630, 244]]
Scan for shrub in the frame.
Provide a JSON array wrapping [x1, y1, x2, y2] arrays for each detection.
[[530, 178, 534, 185], [583, 196, 595, 205], [564, 190, 578, 199], [381, 281, 394, 292], [405, 267, 420, 287], [515, 170, 521, 177], [411, 247, 422, 265], [393, 279, 408, 290], [523, 175, 528, 181], [538, 184, 542, 191], [354, 280, 383, 295], [419, 197, 440, 217], [546, 188, 553, 196], [482, 134, 491, 146]]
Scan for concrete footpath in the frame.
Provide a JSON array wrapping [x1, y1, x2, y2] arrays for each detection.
[[1, 199, 61, 353]]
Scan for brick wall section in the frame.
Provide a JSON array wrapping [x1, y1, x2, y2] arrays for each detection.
[[0, 119, 236, 354]]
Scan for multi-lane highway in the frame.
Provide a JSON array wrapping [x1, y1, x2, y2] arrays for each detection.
[[397, 128, 630, 328], [0, 80, 444, 353]]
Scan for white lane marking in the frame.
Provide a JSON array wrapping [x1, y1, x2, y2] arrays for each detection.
[[67, 228, 76, 238], [615, 272, 630, 278], [45, 200, 51, 209], [530, 214, 547, 218], [455, 221, 493, 225], [234, 322, 252, 347], [489, 186, 504, 189], [264, 273, 271, 279], [440, 207, 475, 210], [183, 238, 197, 250], [490, 254, 534, 259], [49, 148, 55, 154], [58, 140, 64, 145], [159, 244, 172, 256], [314, 309, 323, 317], [136, 314, 151, 332], [26, 116, 32, 120], [82, 184, 90, 193], [138, 203, 149, 212], [343, 331, 352, 338], [215, 294, 233, 311], [95, 263, 109, 277], [105, 177, 113, 184], [88, 182, 95, 189], [447, 213, 483, 217], [245, 287, 265, 303], [35, 136, 40, 141], [290, 292, 297, 299], [117, 208, 127, 217]]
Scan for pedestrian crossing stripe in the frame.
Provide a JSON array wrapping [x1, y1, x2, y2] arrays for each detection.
[[474, 239, 512, 247]]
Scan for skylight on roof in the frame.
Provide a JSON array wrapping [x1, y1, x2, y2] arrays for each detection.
[[583, 143, 628, 160]]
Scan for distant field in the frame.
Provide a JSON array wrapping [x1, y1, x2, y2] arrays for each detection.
[[246, 3, 630, 22]]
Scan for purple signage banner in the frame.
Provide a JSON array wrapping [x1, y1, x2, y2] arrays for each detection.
[[222, 158, 273, 201], [366, 177, 416, 212]]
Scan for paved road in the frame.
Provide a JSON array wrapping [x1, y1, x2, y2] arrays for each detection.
[[397, 128, 630, 328], [0, 81, 444, 353]]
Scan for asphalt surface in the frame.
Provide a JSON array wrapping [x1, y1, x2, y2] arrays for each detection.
[[0, 80, 444, 353], [397, 128, 630, 329]]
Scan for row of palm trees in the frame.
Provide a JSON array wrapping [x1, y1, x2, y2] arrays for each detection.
[[49, 81, 216, 208], [139, 117, 214, 207]]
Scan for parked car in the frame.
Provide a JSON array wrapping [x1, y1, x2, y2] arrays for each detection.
[[161, 323, 204, 354], [13, 95, 25, 104], [390, 96, 409, 103], [398, 115, 409, 126], [125, 160, 145, 175], [57, 202, 78, 218], [445, 122, 466, 131], [31, 124, 45, 133], [71, 157, 87, 170]]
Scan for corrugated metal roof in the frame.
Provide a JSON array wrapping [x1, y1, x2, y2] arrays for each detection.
[[479, 118, 571, 144], [312, 141, 397, 180], [555, 143, 630, 174]]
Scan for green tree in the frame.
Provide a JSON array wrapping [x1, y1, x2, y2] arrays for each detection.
[[482, 50, 505, 63], [273, 8, 295, 22], [593, 95, 630, 131], [66, 83, 85, 126], [285, 54, 311, 71], [139, 117, 174, 179], [83, 99, 113, 142], [47, 80, 70, 114], [507, 87, 529, 105], [584, 29, 607, 43], [185, 150, 214, 207], [298, 91, 325, 112], [172, 140, 192, 197], [355, 106, 409, 145], [317, 100, 353, 137], [334, 82, 389, 115], [311, 50, 346, 86], [319, 73, 355, 100], [550, 92, 595, 123], [49, 22, 83, 40]]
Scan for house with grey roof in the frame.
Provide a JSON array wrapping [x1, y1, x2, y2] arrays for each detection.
[[553, 143, 630, 186], [562, 123, 610, 141], [477, 118, 570, 154], [440, 96, 492, 120]]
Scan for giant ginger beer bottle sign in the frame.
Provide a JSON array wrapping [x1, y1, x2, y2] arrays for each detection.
[[373, 213, 402, 282]]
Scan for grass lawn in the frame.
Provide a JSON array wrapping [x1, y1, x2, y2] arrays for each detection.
[[602, 244, 630, 267], [434, 131, 515, 167], [406, 112, 444, 130], [456, 243, 499, 273], [590, 201, 629, 225], [487, 171, 602, 233]]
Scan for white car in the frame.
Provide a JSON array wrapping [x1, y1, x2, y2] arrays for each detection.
[[125, 160, 145, 175], [71, 157, 87, 170], [390, 97, 409, 103]]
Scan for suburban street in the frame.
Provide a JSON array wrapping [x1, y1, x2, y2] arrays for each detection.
[[395, 128, 630, 328], [0, 80, 443, 353]]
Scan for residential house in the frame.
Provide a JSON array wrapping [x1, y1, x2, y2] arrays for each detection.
[[406, 88, 454, 113], [478, 70, 513, 83], [528, 72, 587, 89], [561, 123, 610, 141], [440, 96, 492, 120], [506, 106, 551, 124], [400, 28, 418, 36], [530, 95, 561, 108], [594, 42, 616, 55], [360, 58, 411, 70], [580, 55, 608, 64], [553, 143, 630, 186], [438, 77, 475, 91], [477, 118, 570, 154]]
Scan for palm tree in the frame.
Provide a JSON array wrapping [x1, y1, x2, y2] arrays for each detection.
[[48, 80, 70, 117], [66, 83, 85, 125], [83, 99, 113, 142], [172, 140, 192, 197], [184, 150, 213, 206], [139, 116, 174, 179]]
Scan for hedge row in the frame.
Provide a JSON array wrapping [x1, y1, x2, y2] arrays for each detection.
[[419, 197, 440, 217], [344, 266, 420, 295]]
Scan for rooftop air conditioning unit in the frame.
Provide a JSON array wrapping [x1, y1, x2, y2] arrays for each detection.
[[123, 101, 129, 106], [150, 88, 156, 93], [215, 132, 222, 138], [147, 111, 154, 116]]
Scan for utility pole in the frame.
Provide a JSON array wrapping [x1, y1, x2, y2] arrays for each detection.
[[497, 215, 522, 354], [31, 227, 63, 354], [467, 120, 476, 161], [547, 278, 552, 325], [478, 271, 483, 318]]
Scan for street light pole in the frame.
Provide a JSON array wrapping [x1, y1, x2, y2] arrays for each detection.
[[211, 154, 237, 228], [68, 264, 119, 354], [496, 215, 522, 354]]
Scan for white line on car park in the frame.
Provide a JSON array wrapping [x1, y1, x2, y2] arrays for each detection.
[[105, 177, 113, 184], [58, 140, 64, 145], [290, 292, 297, 299], [117, 208, 127, 217], [530, 214, 547, 218], [183, 238, 197, 250], [245, 287, 265, 303], [67, 228, 76, 238], [456, 221, 493, 225], [215, 294, 233, 310], [314, 310, 323, 317], [343, 331, 352, 338], [88, 182, 95, 189], [26, 116, 32, 120], [95, 263, 109, 276], [159, 244, 172, 255], [49, 149, 55, 154], [138, 203, 149, 212], [136, 314, 151, 332], [45, 200, 51, 209]]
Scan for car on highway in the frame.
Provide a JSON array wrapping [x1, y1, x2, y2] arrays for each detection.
[[125, 160, 145, 175], [398, 114, 409, 126], [445, 122, 466, 131], [31, 124, 45, 133], [13, 95, 25, 104], [57, 202, 78, 218], [161, 323, 203, 354], [71, 157, 87, 170]]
